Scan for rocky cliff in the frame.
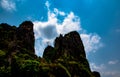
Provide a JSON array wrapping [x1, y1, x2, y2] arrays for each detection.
[[0, 21, 35, 53], [43, 31, 86, 61], [0, 21, 100, 77], [43, 31, 99, 77]]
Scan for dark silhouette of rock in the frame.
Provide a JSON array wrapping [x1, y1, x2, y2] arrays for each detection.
[[43, 31, 100, 77], [93, 71, 101, 77], [17, 21, 35, 53], [43, 45, 54, 61], [54, 31, 86, 60], [0, 21, 35, 53], [0, 21, 100, 77], [43, 31, 86, 61], [0, 21, 35, 65], [0, 23, 16, 50]]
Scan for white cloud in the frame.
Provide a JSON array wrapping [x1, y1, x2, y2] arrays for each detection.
[[54, 8, 65, 16], [57, 12, 80, 34], [102, 71, 120, 77], [90, 63, 105, 71], [0, 0, 16, 11], [90, 62, 120, 77], [81, 33, 103, 53], [34, 21, 58, 39], [45, 1, 50, 9], [108, 60, 119, 65], [33, 1, 102, 56]]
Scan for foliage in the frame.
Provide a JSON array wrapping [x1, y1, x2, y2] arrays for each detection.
[[11, 54, 40, 77], [0, 66, 11, 77], [0, 50, 6, 57]]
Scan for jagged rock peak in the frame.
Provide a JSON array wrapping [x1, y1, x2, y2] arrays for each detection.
[[55, 31, 86, 58], [19, 21, 33, 31], [43, 31, 101, 77], [43, 31, 86, 62], [17, 21, 35, 53], [43, 45, 54, 61], [0, 21, 35, 53]]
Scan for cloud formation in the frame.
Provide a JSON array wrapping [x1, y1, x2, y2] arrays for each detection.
[[90, 62, 120, 77], [108, 60, 119, 65], [0, 0, 16, 11], [81, 33, 102, 53], [90, 63, 105, 72], [33, 1, 102, 56]]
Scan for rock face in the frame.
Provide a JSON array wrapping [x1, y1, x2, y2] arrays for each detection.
[[43, 31, 86, 61], [0, 21, 35, 66], [0, 21, 100, 77], [55, 31, 86, 60], [43, 31, 94, 77], [17, 21, 35, 53], [0, 21, 35, 54]]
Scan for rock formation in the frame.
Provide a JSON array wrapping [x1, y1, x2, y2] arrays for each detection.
[[16, 21, 35, 53], [0, 21, 100, 77], [43, 31, 93, 77], [0, 21, 35, 53]]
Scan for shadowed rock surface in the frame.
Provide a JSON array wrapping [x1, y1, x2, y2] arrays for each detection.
[[43, 31, 94, 77], [0, 21, 100, 77], [0, 21, 35, 53]]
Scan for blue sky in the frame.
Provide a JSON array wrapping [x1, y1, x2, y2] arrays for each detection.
[[0, 0, 120, 77]]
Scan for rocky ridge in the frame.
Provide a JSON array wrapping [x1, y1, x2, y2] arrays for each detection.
[[0, 21, 100, 77]]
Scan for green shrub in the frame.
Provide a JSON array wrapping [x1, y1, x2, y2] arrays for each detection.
[[0, 66, 11, 77], [0, 50, 6, 57]]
